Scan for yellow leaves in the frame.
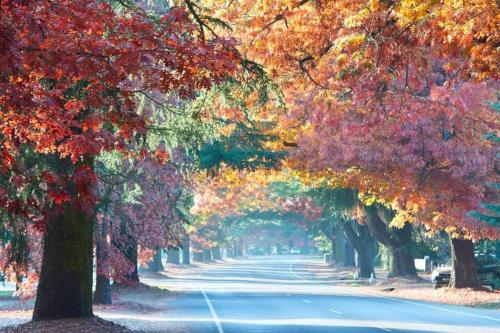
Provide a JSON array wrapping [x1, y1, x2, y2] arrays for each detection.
[[343, 8, 370, 28], [369, 0, 380, 12], [218, 123, 237, 137], [395, 0, 436, 27], [358, 192, 377, 206], [390, 210, 415, 228], [333, 34, 366, 53], [336, 54, 349, 67]]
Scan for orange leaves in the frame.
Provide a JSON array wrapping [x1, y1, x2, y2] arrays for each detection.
[[202, 0, 500, 238], [64, 100, 86, 114]]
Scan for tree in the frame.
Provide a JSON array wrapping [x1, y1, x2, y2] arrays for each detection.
[[1, 0, 238, 320], [206, 0, 499, 287]]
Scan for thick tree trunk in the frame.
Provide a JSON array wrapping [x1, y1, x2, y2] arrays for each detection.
[[226, 246, 235, 258], [387, 223, 416, 277], [330, 238, 336, 262], [212, 246, 222, 260], [93, 275, 112, 305], [124, 238, 139, 283], [450, 237, 479, 289], [344, 242, 355, 267], [182, 235, 191, 265], [33, 202, 94, 320], [333, 228, 346, 264], [235, 239, 244, 257], [193, 251, 204, 262], [167, 248, 180, 265], [341, 220, 375, 278], [114, 229, 139, 285], [203, 248, 213, 262], [93, 218, 111, 305], [390, 241, 416, 277], [146, 247, 164, 272], [364, 205, 417, 277]]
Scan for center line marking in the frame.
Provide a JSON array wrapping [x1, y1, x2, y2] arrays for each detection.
[[199, 285, 224, 333], [302, 299, 311, 303], [329, 308, 343, 314]]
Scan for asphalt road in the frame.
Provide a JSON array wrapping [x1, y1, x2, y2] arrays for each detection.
[[105, 255, 500, 333]]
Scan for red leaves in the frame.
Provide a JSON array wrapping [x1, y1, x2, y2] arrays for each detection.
[[47, 189, 71, 205], [64, 100, 86, 113], [0, 0, 240, 226]]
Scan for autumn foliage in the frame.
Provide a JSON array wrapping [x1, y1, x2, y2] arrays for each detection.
[[0, 0, 238, 224], [200, 0, 499, 239]]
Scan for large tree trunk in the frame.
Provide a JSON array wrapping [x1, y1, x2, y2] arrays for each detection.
[[93, 275, 112, 305], [212, 246, 222, 260], [124, 238, 139, 283], [182, 235, 191, 265], [114, 226, 139, 285], [330, 238, 336, 262], [450, 237, 479, 289], [364, 204, 417, 277], [167, 248, 180, 265], [146, 247, 164, 272], [344, 242, 355, 267], [203, 248, 213, 262], [341, 220, 375, 278], [33, 202, 94, 320], [226, 246, 235, 258], [390, 239, 416, 277], [332, 228, 345, 264], [93, 218, 111, 305], [193, 251, 204, 262], [235, 239, 243, 257]]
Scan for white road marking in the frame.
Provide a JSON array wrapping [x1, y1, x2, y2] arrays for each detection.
[[289, 261, 500, 323], [303, 299, 311, 303], [199, 285, 224, 333], [329, 308, 343, 315]]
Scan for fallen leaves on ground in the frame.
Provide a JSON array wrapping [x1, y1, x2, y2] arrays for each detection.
[[0, 317, 144, 333]]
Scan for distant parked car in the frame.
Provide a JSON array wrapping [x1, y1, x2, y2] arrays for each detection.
[[248, 247, 265, 256], [431, 266, 451, 288], [432, 255, 500, 289], [278, 246, 289, 255], [290, 247, 301, 255]]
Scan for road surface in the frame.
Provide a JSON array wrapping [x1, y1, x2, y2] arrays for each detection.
[[102, 255, 500, 333]]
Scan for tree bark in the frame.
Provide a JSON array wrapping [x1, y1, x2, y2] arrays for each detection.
[[226, 246, 235, 258], [364, 205, 417, 277], [235, 239, 244, 257], [93, 275, 112, 305], [182, 235, 191, 265], [193, 251, 204, 262], [146, 247, 164, 272], [93, 218, 111, 305], [212, 246, 222, 260], [114, 227, 139, 285], [340, 220, 375, 278], [167, 248, 180, 265], [330, 238, 336, 262], [333, 227, 345, 264], [450, 237, 479, 288], [33, 201, 94, 320], [203, 248, 213, 262], [344, 241, 355, 267]]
